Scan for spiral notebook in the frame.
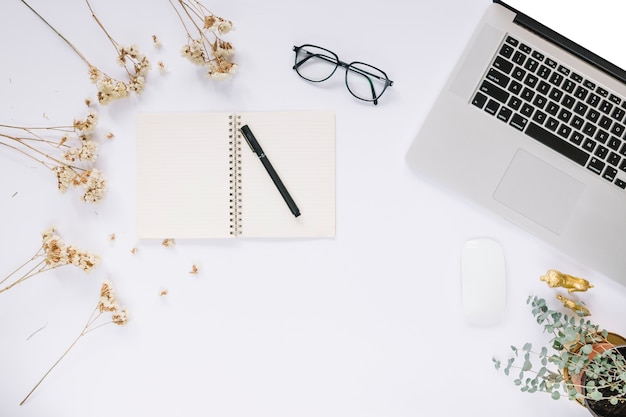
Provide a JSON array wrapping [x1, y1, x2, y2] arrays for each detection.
[[136, 111, 335, 239]]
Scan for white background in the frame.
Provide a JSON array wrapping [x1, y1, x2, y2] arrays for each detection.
[[1, 0, 625, 416]]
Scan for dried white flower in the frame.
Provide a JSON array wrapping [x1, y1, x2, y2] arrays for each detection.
[[79, 168, 106, 203]]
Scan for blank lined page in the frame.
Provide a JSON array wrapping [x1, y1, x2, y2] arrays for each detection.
[[238, 111, 335, 238], [136, 112, 233, 239]]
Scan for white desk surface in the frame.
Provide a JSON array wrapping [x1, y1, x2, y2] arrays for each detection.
[[1, 0, 625, 416]]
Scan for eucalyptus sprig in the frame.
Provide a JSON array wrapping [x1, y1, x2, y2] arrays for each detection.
[[494, 296, 626, 405]]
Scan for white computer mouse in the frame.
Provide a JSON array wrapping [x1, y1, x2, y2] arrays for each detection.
[[461, 238, 506, 326]]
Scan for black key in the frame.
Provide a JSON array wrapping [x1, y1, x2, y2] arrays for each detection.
[[480, 80, 509, 103], [597, 87, 609, 97], [546, 101, 560, 116], [603, 166, 617, 181], [546, 117, 559, 131], [599, 115, 613, 130], [558, 125, 572, 139], [575, 86, 589, 100], [487, 68, 510, 88], [595, 145, 609, 159], [608, 137, 622, 151], [621, 159, 626, 171], [508, 80, 523, 95], [508, 96, 522, 110], [600, 100, 614, 114], [537, 80, 551, 95], [608, 151, 621, 167], [512, 67, 526, 81], [615, 179, 626, 189], [558, 65, 570, 76], [533, 110, 547, 124], [571, 115, 584, 130], [549, 88, 564, 102], [571, 72, 583, 83], [570, 131, 584, 145], [609, 94, 621, 105], [612, 107, 625, 122], [561, 95, 576, 109], [621, 142, 626, 156], [525, 122, 590, 166], [549, 72, 564, 86], [587, 157, 605, 175], [497, 107, 513, 123], [506, 36, 519, 46], [558, 108, 572, 123], [587, 93, 601, 107], [510, 114, 528, 131], [499, 44, 515, 59], [519, 44, 532, 54], [562, 79, 576, 93], [583, 138, 596, 152], [524, 74, 538, 88], [493, 56, 514, 74], [532, 51, 545, 61], [533, 95, 547, 109], [573, 102, 588, 116], [512, 51, 526, 65], [586, 109, 600, 123], [545, 58, 558, 68], [583, 122, 597, 136], [521, 87, 535, 102], [584, 80, 596, 90], [524, 58, 539, 72], [537, 65, 551, 79], [611, 123, 625, 136], [596, 129, 609, 144], [520, 103, 534, 117], [485, 99, 500, 115]]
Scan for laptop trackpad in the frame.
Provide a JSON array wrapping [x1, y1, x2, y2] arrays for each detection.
[[493, 149, 585, 235]]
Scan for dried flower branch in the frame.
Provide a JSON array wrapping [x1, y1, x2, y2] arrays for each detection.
[[0, 227, 100, 294], [20, 0, 151, 105], [0, 113, 106, 202], [20, 281, 128, 405], [169, 0, 237, 79]]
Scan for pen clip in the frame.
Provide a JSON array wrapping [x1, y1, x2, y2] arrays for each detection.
[[239, 125, 257, 155]]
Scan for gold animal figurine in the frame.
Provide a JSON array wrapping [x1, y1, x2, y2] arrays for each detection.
[[540, 269, 594, 293], [556, 294, 590, 316]]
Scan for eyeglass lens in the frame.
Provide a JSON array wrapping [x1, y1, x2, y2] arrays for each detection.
[[294, 45, 339, 83], [345, 62, 388, 102]]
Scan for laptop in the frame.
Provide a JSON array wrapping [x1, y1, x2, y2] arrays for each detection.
[[406, 0, 626, 283]]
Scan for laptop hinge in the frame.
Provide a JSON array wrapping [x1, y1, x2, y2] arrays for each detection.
[[494, 0, 626, 85]]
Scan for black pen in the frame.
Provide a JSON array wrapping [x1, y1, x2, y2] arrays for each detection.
[[239, 124, 301, 217]]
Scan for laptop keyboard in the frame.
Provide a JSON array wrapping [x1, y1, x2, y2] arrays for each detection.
[[472, 34, 626, 190]]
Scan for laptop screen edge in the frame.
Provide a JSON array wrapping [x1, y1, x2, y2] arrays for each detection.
[[493, 0, 626, 85]]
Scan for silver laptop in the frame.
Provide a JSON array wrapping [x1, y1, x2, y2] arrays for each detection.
[[406, 0, 626, 282]]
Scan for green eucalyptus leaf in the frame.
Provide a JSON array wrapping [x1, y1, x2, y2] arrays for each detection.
[[581, 344, 593, 355], [588, 389, 603, 401], [523, 360, 532, 372]]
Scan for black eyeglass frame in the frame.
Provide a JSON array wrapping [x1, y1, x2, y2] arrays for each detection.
[[292, 44, 394, 105]]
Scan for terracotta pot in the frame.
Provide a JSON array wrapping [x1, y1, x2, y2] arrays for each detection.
[[582, 345, 626, 417]]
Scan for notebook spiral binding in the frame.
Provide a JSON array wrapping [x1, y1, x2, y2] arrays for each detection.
[[228, 114, 243, 235]]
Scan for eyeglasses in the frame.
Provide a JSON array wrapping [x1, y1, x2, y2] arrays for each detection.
[[292, 44, 393, 105]]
